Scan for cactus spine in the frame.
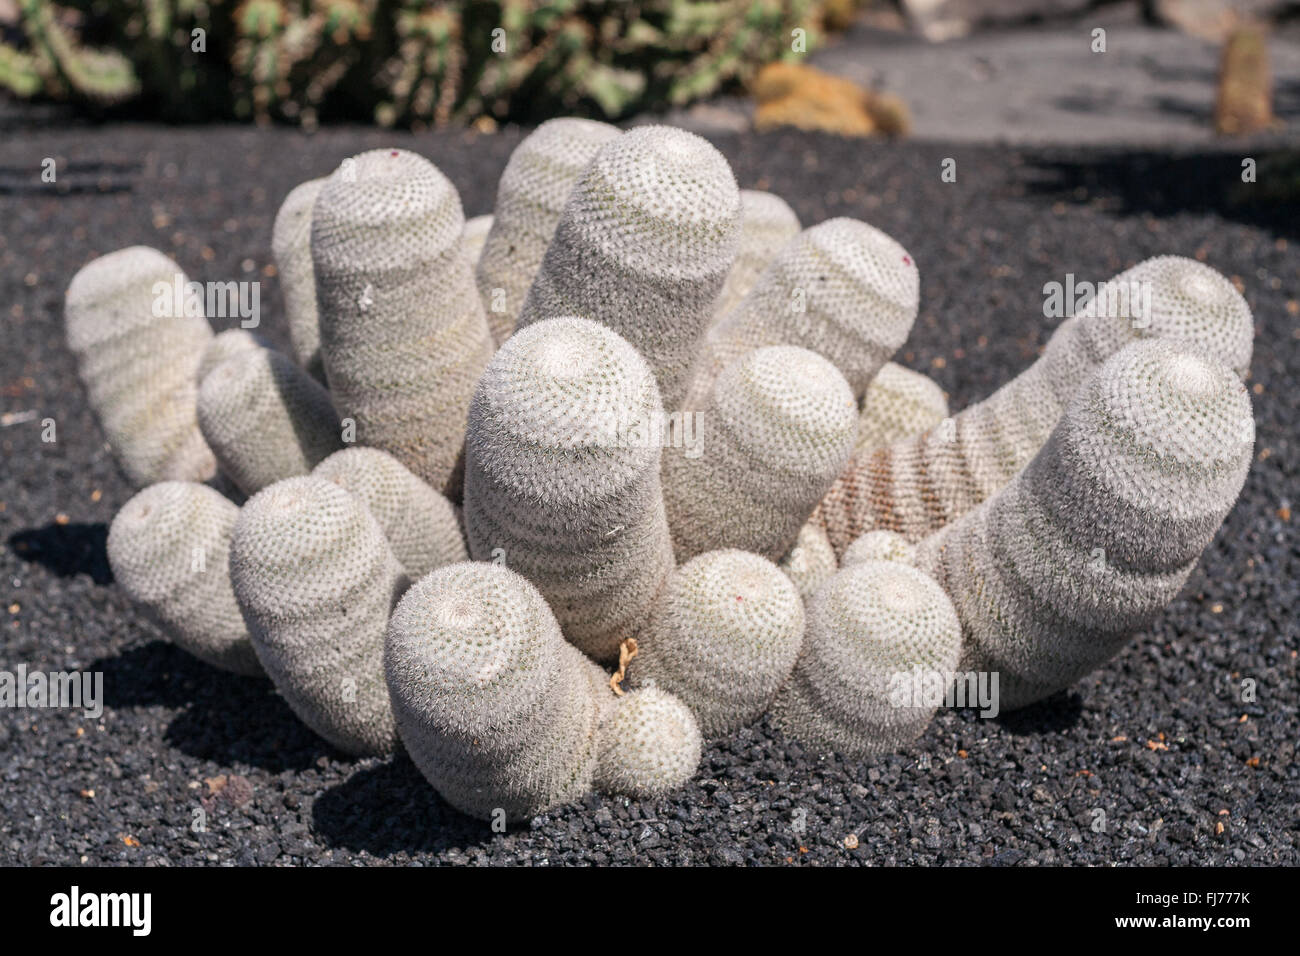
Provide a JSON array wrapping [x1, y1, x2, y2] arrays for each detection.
[[595, 687, 703, 799], [515, 125, 742, 409], [460, 214, 494, 269], [271, 177, 327, 381], [107, 481, 262, 676], [310, 148, 494, 497], [856, 361, 949, 454], [230, 476, 405, 755], [196, 328, 268, 385], [64, 246, 215, 486], [463, 317, 675, 663], [713, 189, 802, 322], [780, 519, 839, 601]]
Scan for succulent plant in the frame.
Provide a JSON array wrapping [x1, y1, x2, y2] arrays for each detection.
[[770, 560, 962, 757], [855, 361, 949, 454], [463, 317, 674, 663], [230, 476, 405, 756], [817, 256, 1255, 554], [196, 328, 270, 385], [64, 246, 215, 487], [197, 347, 342, 496], [713, 189, 802, 322], [270, 178, 327, 381], [629, 549, 804, 739], [476, 118, 621, 344], [516, 125, 741, 409], [683, 217, 918, 411], [311, 148, 494, 497], [594, 687, 703, 799], [460, 214, 494, 268], [385, 562, 602, 822], [779, 519, 839, 601], [313, 447, 467, 581], [842, 529, 916, 568], [912, 339, 1253, 710], [663, 345, 858, 563], [107, 481, 263, 677]]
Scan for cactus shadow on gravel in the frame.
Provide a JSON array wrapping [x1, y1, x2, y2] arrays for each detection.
[[8, 522, 113, 585], [89, 641, 336, 772], [312, 758, 492, 857], [992, 693, 1085, 736]]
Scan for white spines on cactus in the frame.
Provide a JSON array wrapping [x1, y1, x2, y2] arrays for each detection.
[[515, 125, 742, 409], [197, 347, 342, 496], [196, 328, 268, 385], [460, 213, 494, 268], [712, 189, 801, 322], [107, 481, 262, 676], [663, 345, 858, 563], [779, 519, 839, 601], [818, 256, 1255, 554], [270, 177, 327, 381], [683, 217, 919, 411], [476, 118, 621, 344], [912, 339, 1253, 711], [463, 317, 675, 663], [770, 560, 962, 757], [628, 549, 804, 739], [313, 447, 467, 581], [64, 246, 215, 487], [594, 687, 703, 799], [856, 361, 949, 454], [310, 148, 494, 497], [385, 562, 602, 822], [842, 529, 916, 568], [229, 476, 405, 755]]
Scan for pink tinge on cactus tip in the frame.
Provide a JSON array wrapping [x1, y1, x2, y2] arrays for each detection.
[[903, 255, 912, 266]]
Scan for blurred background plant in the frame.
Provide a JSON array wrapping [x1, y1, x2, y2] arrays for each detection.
[[0, 0, 860, 127]]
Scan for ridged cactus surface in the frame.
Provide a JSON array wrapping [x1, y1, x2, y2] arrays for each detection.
[[385, 563, 602, 822], [912, 339, 1253, 710], [663, 345, 857, 562], [65, 246, 215, 487], [196, 328, 268, 386], [594, 687, 703, 799], [311, 148, 494, 497], [313, 447, 467, 581], [270, 177, 327, 381], [463, 317, 675, 663], [515, 125, 741, 409], [855, 361, 949, 454], [476, 118, 621, 344], [771, 560, 962, 757], [629, 550, 804, 739], [712, 189, 802, 322], [197, 347, 342, 496], [684, 218, 918, 410], [230, 476, 405, 756], [843, 529, 916, 568], [107, 481, 262, 677], [818, 256, 1255, 554]]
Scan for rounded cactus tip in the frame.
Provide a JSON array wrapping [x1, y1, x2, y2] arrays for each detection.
[[843, 530, 916, 568], [595, 687, 703, 799]]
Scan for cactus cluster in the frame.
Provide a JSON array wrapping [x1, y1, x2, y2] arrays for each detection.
[[75, 120, 1255, 824]]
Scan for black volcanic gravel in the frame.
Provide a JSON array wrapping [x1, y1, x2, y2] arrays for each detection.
[[0, 120, 1296, 866]]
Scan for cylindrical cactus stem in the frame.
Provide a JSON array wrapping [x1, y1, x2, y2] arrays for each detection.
[[855, 361, 949, 454], [230, 476, 405, 756], [64, 246, 215, 486], [107, 481, 262, 676], [196, 328, 269, 385], [516, 125, 741, 409], [460, 213, 494, 269], [270, 177, 327, 381], [197, 347, 342, 496], [818, 255, 1255, 554], [712, 189, 801, 323], [843, 529, 916, 568], [779, 519, 839, 601], [628, 549, 804, 739], [476, 118, 621, 344], [463, 317, 675, 664], [311, 148, 495, 497], [683, 218, 918, 411], [385, 562, 602, 822], [770, 560, 962, 758], [313, 447, 467, 581], [594, 687, 703, 799], [912, 339, 1253, 711], [663, 345, 858, 563]]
